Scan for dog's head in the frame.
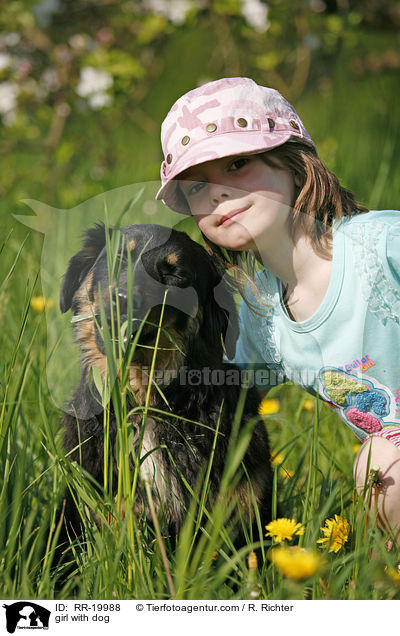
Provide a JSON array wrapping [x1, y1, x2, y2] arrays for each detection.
[[60, 223, 239, 385]]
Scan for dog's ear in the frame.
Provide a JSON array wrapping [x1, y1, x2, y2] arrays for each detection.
[[209, 277, 239, 359], [60, 223, 109, 313], [194, 263, 239, 362], [207, 254, 240, 359]]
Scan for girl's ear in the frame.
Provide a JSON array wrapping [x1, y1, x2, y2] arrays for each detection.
[[294, 172, 302, 188], [60, 223, 109, 313]]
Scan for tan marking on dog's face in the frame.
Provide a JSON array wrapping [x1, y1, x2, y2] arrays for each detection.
[[128, 315, 198, 401], [74, 270, 94, 308], [73, 271, 107, 377], [167, 252, 178, 265], [128, 238, 136, 251], [128, 326, 186, 398], [128, 366, 150, 404], [73, 272, 199, 406]]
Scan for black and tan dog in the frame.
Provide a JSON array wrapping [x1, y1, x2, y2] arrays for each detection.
[[59, 223, 273, 549]]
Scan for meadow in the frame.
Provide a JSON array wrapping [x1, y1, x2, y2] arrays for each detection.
[[2, 183, 400, 600], [1, 8, 400, 600]]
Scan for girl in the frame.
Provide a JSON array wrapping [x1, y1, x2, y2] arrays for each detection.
[[156, 77, 400, 544]]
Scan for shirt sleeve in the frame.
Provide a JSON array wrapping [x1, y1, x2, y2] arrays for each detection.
[[349, 211, 400, 325], [231, 297, 286, 392]]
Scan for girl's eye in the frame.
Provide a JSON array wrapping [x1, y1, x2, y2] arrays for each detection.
[[228, 157, 249, 172], [186, 181, 206, 197]]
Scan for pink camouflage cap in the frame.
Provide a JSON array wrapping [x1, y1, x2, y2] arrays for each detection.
[[156, 77, 316, 214]]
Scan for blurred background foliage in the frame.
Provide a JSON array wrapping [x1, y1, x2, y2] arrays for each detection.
[[1, 0, 400, 326], [1, 0, 399, 218]]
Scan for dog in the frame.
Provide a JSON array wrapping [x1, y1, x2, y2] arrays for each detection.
[[59, 223, 273, 552]]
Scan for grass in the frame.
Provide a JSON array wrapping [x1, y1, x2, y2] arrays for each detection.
[[1, 215, 400, 602]]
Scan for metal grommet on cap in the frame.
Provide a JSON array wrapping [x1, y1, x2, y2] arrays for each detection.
[[166, 153, 173, 164], [181, 135, 190, 145], [289, 120, 300, 131], [268, 118, 275, 129], [206, 123, 217, 133], [237, 118, 248, 127]]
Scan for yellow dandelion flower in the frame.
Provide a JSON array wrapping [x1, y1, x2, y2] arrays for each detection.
[[271, 452, 284, 466], [386, 567, 400, 586], [259, 398, 280, 415], [269, 546, 321, 581], [317, 514, 350, 553], [31, 296, 54, 313], [281, 468, 294, 480], [353, 443, 361, 454], [265, 518, 305, 542], [303, 399, 314, 411]]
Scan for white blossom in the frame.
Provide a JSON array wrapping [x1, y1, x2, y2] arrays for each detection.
[[2, 110, 17, 126], [0, 53, 12, 71], [69, 34, 92, 51], [76, 66, 113, 98], [0, 32, 20, 47], [0, 81, 19, 115], [310, 0, 326, 12], [40, 68, 60, 92], [241, 0, 270, 33], [143, 0, 194, 25], [88, 91, 112, 110]]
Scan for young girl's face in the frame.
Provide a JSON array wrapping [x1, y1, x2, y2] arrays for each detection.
[[178, 154, 295, 252]]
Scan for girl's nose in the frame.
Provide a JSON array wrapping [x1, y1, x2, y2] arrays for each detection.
[[209, 182, 233, 207]]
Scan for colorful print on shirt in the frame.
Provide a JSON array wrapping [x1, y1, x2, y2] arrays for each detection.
[[318, 366, 399, 440]]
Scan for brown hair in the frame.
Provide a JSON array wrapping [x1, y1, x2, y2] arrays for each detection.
[[259, 141, 368, 257], [199, 140, 368, 300]]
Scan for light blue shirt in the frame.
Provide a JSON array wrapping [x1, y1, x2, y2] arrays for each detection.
[[232, 210, 400, 441]]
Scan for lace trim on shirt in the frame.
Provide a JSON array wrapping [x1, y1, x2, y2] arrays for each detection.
[[351, 223, 400, 325], [245, 270, 283, 364]]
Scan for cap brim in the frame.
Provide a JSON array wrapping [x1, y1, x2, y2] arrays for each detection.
[[156, 129, 294, 214]]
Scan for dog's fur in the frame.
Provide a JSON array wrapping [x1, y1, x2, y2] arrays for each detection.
[[59, 223, 273, 548]]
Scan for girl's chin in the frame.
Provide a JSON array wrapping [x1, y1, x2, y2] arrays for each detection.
[[216, 233, 256, 252]]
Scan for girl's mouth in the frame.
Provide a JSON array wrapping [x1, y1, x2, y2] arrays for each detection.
[[219, 205, 251, 226]]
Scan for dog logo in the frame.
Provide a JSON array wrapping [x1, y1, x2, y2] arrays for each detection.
[[2, 602, 50, 633], [187, 369, 202, 385]]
